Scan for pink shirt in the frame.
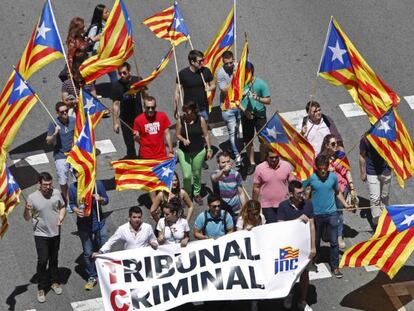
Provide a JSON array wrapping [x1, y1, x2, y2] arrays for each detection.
[[253, 159, 295, 208], [330, 160, 348, 193]]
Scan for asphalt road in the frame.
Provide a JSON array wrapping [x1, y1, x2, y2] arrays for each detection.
[[1, 1, 414, 310]]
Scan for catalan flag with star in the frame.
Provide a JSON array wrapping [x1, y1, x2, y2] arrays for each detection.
[[80, 0, 134, 84], [111, 157, 176, 192], [279, 246, 299, 260], [67, 114, 96, 217], [128, 47, 174, 95], [204, 7, 234, 111], [0, 69, 38, 165], [340, 205, 414, 278], [0, 164, 21, 238], [318, 17, 399, 124], [259, 112, 315, 181], [366, 108, 414, 187], [143, 1, 190, 46]]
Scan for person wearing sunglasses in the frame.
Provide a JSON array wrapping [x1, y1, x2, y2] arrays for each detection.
[[174, 49, 214, 122], [320, 134, 358, 249], [46, 102, 75, 210], [111, 62, 147, 160]]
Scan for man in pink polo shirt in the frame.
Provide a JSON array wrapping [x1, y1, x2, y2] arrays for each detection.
[[252, 147, 295, 223]]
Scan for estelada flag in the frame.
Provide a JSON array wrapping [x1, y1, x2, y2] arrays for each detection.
[[0, 164, 21, 238], [80, 0, 134, 84], [111, 157, 176, 192]]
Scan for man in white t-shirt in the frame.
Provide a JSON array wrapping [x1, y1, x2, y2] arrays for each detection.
[[301, 101, 344, 155], [94, 206, 158, 255]]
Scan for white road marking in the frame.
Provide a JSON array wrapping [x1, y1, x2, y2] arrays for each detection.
[[309, 263, 332, 280], [364, 265, 380, 272], [404, 95, 414, 110], [339, 103, 366, 117], [13, 153, 49, 165], [279, 109, 307, 131], [96, 139, 116, 154], [211, 126, 228, 137], [71, 297, 103, 311]]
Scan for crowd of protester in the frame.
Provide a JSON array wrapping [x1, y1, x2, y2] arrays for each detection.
[[21, 5, 391, 311]]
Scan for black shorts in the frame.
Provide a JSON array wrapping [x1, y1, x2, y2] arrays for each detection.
[[242, 114, 267, 144]]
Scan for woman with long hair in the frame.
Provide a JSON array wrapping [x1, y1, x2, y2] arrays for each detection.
[[66, 17, 89, 71], [176, 102, 213, 205], [150, 172, 194, 223], [156, 203, 190, 247], [236, 200, 266, 231], [320, 134, 357, 249]]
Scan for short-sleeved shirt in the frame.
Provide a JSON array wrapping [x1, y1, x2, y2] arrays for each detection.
[[360, 137, 391, 176], [110, 76, 143, 122], [240, 77, 270, 118], [133, 111, 171, 159], [302, 172, 339, 215], [47, 117, 76, 160], [27, 189, 64, 237], [211, 169, 243, 214], [194, 210, 234, 239], [278, 199, 314, 221], [236, 214, 266, 231], [305, 119, 331, 155], [216, 67, 232, 106], [156, 218, 190, 245], [253, 159, 294, 208], [177, 67, 213, 112]]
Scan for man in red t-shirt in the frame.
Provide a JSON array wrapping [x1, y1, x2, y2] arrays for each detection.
[[133, 96, 173, 159]]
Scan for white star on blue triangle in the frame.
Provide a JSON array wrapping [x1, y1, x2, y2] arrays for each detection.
[[77, 119, 93, 153], [152, 157, 176, 190], [386, 205, 414, 232], [172, 2, 189, 36], [260, 114, 288, 144], [33, 0, 64, 53], [6, 168, 20, 195], [368, 109, 397, 142], [219, 21, 234, 48], [319, 19, 351, 73], [119, 0, 133, 35], [82, 89, 106, 116], [9, 70, 34, 105]]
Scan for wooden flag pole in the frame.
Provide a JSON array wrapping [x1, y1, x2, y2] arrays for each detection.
[[172, 45, 189, 139], [234, 0, 237, 61]]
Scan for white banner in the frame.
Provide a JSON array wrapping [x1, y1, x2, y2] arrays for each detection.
[[96, 221, 310, 311]]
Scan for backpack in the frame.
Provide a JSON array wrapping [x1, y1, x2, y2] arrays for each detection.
[[201, 210, 228, 235]]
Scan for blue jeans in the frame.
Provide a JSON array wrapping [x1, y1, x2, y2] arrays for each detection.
[[222, 109, 241, 158], [315, 212, 340, 269], [108, 70, 118, 84], [78, 224, 108, 279], [198, 109, 209, 122], [335, 187, 349, 237]]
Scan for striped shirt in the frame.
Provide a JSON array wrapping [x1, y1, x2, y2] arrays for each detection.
[[211, 168, 243, 214]]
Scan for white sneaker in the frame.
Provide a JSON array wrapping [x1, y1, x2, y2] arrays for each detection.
[[283, 292, 293, 309], [338, 236, 346, 249], [298, 302, 313, 311]]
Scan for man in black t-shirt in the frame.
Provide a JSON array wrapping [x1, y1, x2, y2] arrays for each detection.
[[359, 136, 391, 224], [111, 62, 147, 159], [278, 180, 317, 310], [174, 50, 214, 122]]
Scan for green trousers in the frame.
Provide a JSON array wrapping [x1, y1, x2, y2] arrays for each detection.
[[177, 148, 206, 196]]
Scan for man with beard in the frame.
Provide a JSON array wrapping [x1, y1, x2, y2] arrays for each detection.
[[133, 96, 173, 160], [24, 172, 66, 303], [111, 62, 147, 159], [216, 51, 242, 166], [302, 154, 351, 279], [252, 147, 294, 223]]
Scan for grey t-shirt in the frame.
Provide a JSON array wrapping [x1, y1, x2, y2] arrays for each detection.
[[27, 189, 64, 237], [216, 67, 232, 104]]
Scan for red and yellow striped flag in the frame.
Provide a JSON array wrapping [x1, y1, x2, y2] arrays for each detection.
[[0, 163, 21, 238], [223, 40, 249, 111], [340, 206, 414, 279], [111, 157, 176, 192], [142, 1, 189, 46], [259, 112, 315, 181], [80, 0, 134, 84], [318, 17, 399, 124], [203, 7, 234, 111]]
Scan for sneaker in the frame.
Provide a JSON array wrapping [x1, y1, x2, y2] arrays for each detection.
[[332, 268, 343, 279], [308, 261, 318, 273], [202, 161, 209, 170], [66, 204, 73, 213], [84, 277, 97, 291], [193, 195, 203, 205], [246, 164, 256, 175], [235, 155, 243, 167], [283, 292, 293, 309], [298, 302, 313, 311], [51, 283, 63, 295], [37, 290, 46, 303], [338, 236, 346, 249]]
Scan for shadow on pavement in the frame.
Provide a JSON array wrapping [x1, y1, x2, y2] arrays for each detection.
[[340, 266, 414, 310], [5, 283, 30, 311], [8, 132, 53, 158]]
